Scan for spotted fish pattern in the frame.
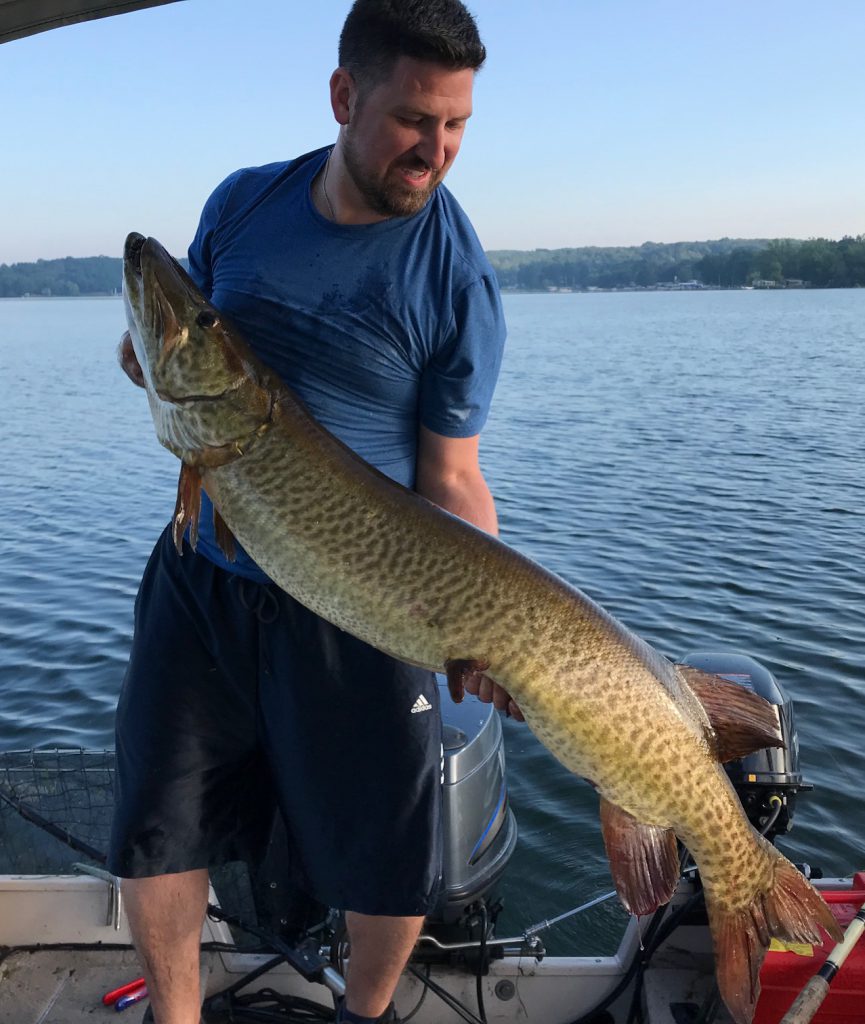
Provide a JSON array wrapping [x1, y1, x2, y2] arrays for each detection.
[[123, 233, 841, 1024]]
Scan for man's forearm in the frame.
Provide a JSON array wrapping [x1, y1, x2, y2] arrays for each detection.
[[416, 469, 498, 536]]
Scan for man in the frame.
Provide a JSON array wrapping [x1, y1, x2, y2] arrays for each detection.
[[113, 2, 518, 1022]]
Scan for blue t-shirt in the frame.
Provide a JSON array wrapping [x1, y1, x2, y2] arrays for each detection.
[[187, 147, 506, 580]]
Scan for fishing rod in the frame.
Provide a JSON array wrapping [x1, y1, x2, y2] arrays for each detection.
[[778, 897, 865, 1024]]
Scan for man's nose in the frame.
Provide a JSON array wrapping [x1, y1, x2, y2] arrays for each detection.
[[416, 124, 448, 170]]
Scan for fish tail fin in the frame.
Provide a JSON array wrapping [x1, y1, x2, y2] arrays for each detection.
[[705, 840, 842, 1024]]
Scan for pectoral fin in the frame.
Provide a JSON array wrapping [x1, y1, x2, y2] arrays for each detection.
[[677, 666, 784, 763], [172, 463, 202, 554], [213, 507, 236, 562], [444, 658, 491, 704], [599, 797, 680, 917]]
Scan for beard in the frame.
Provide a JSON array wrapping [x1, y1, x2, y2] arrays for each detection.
[[342, 126, 443, 218]]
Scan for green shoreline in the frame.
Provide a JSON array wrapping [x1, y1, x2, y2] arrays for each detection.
[[2, 235, 864, 296]]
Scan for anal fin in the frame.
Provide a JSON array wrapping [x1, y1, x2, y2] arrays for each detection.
[[599, 797, 679, 917], [172, 463, 202, 553], [677, 666, 784, 762], [444, 658, 490, 704]]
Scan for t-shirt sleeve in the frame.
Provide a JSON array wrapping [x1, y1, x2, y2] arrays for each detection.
[[419, 273, 506, 438], [187, 173, 238, 299]]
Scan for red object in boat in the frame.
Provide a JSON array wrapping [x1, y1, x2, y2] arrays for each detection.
[[754, 872, 865, 1024], [102, 978, 147, 1006]]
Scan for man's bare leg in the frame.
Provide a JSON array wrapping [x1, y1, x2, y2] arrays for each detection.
[[343, 912, 424, 1018], [122, 869, 209, 1024]]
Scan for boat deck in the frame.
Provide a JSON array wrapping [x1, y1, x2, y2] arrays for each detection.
[[0, 872, 732, 1024]]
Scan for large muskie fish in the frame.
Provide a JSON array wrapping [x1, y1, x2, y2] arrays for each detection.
[[122, 233, 840, 1023]]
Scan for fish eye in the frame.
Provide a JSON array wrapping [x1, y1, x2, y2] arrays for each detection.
[[196, 310, 219, 329]]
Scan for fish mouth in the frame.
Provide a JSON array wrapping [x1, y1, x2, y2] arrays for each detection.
[[123, 232, 193, 349], [167, 389, 238, 406], [123, 233, 187, 379], [125, 232, 146, 276], [123, 232, 186, 289]]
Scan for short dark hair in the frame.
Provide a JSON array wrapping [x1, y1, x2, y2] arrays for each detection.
[[338, 0, 486, 88]]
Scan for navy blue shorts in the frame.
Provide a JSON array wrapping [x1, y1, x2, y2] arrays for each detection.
[[108, 527, 443, 917]]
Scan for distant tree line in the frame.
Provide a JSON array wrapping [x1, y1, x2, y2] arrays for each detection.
[[0, 256, 188, 298], [696, 237, 865, 288], [0, 256, 121, 297], [487, 235, 865, 290], [2, 237, 864, 297]]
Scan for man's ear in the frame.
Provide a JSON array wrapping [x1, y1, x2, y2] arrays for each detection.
[[329, 68, 355, 126]]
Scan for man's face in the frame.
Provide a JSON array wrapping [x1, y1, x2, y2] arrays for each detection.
[[340, 56, 474, 218]]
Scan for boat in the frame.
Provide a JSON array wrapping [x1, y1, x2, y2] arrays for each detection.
[[1, 651, 863, 1024], [2, 7, 863, 1024]]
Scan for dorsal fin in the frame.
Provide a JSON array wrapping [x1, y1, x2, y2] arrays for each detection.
[[676, 665, 783, 763], [599, 797, 680, 917], [172, 463, 202, 553]]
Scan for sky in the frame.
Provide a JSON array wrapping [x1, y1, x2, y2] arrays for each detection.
[[1, 0, 863, 264]]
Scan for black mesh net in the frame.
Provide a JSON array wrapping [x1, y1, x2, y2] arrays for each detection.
[[0, 748, 114, 872], [0, 748, 257, 927]]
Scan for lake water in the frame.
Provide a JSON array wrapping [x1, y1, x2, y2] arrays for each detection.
[[1, 289, 863, 954]]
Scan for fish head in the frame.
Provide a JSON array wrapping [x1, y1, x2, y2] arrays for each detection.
[[122, 232, 272, 459], [123, 232, 247, 403]]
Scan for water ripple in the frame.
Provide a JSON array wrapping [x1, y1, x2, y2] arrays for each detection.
[[2, 292, 863, 950]]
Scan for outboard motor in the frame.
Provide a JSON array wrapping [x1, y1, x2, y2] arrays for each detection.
[[679, 651, 811, 841], [433, 679, 518, 924]]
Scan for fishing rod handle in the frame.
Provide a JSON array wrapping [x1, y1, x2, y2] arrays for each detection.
[[778, 976, 829, 1024]]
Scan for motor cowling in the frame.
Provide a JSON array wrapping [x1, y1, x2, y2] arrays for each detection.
[[433, 680, 518, 924]]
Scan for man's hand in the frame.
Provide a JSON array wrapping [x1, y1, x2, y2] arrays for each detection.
[[463, 672, 526, 722], [118, 331, 146, 388]]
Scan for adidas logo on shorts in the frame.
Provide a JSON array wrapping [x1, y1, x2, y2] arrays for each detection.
[[411, 694, 432, 714]]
